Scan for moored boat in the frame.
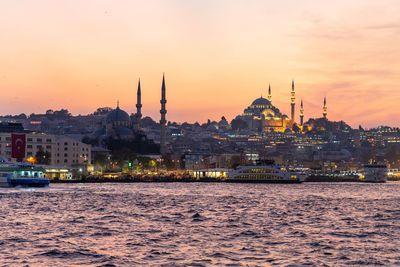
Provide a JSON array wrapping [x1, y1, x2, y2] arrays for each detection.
[[360, 163, 387, 183], [0, 163, 49, 187], [226, 164, 306, 183]]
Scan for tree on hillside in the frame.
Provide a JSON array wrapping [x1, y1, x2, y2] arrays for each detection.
[[231, 118, 248, 131], [93, 107, 113, 115], [112, 147, 137, 168], [93, 153, 110, 172], [35, 149, 51, 165]]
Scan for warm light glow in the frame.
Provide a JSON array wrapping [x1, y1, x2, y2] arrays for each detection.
[[0, 1, 399, 128], [26, 157, 36, 164]]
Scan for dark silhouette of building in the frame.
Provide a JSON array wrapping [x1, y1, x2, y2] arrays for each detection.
[[160, 74, 167, 155]]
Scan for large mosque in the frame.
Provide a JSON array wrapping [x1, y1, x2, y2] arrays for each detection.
[[237, 81, 328, 132], [92, 80, 144, 140], [90, 75, 168, 155]]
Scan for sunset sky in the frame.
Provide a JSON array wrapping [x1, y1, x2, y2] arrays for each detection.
[[1, 0, 399, 128]]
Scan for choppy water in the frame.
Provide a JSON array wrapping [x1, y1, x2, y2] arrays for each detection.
[[1, 183, 400, 266]]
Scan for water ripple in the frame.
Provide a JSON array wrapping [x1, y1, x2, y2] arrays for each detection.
[[0, 183, 400, 266]]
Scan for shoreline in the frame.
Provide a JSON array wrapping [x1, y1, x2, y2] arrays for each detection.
[[49, 175, 399, 183]]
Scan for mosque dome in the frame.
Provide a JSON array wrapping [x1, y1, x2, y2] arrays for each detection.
[[251, 97, 271, 106], [93, 127, 106, 136], [114, 126, 134, 136], [106, 107, 130, 123]]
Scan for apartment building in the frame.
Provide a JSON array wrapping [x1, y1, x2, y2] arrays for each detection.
[[0, 122, 91, 170]]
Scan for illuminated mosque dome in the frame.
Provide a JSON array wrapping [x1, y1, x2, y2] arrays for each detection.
[[251, 97, 272, 106], [238, 92, 292, 132]]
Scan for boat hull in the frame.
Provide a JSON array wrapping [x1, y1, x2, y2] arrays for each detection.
[[0, 177, 49, 187], [10, 178, 49, 187], [362, 164, 387, 183], [227, 165, 306, 184], [362, 178, 386, 183], [0, 163, 49, 187]]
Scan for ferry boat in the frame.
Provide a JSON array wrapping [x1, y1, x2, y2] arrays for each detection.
[[0, 162, 49, 187], [361, 163, 388, 183], [227, 164, 306, 183]]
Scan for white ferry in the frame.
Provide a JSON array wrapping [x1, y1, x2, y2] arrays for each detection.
[[361, 163, 387, 183], [227, 165, 306, 183], [0, 162, 49, 187]]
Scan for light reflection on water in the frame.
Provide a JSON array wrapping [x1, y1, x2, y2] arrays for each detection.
[[1, 182, 400, 266]]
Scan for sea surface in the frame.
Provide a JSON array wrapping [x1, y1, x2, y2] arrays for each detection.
[[1, 183, 400, 266]]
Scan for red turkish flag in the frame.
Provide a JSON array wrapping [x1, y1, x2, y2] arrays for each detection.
[[11, 134, 26, 159]]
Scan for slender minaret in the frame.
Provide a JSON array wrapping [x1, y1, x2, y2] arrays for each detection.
[[291, 80, 295, 123], [136, 79, 142, 119], [267, 84, 272, 102], [300, 99, 304, 126], [323, 96, 327, 119], [160, 74, 167, 155]]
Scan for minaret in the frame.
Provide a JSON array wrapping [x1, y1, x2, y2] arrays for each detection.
[[136, 79, 142, 119], [267, 84, 272, 102], [291, 80, 295, 123], [323, 96, 327, 119], [300, 99, 304, 126], [160, 74, 167, 155]]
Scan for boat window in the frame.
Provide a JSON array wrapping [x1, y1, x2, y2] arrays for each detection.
[[235, 174, 283, 180], [239, 168, 277, 174], [33, 172, 38, 177]]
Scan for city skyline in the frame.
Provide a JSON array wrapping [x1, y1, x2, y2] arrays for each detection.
[[1, 0, 399, 128]]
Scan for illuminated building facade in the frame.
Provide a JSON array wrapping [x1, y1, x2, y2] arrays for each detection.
[[240, 92, 291, 132], [0, 122, 91, 169], [300, 100, 304, 126], [267, 84, 272, 102], [291, 80, 295, 123]]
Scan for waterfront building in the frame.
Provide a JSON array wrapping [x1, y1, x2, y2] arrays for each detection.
[[54, 135, 91, 167], [0, 122, 91, 171], [0, 122, 56, 164]]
